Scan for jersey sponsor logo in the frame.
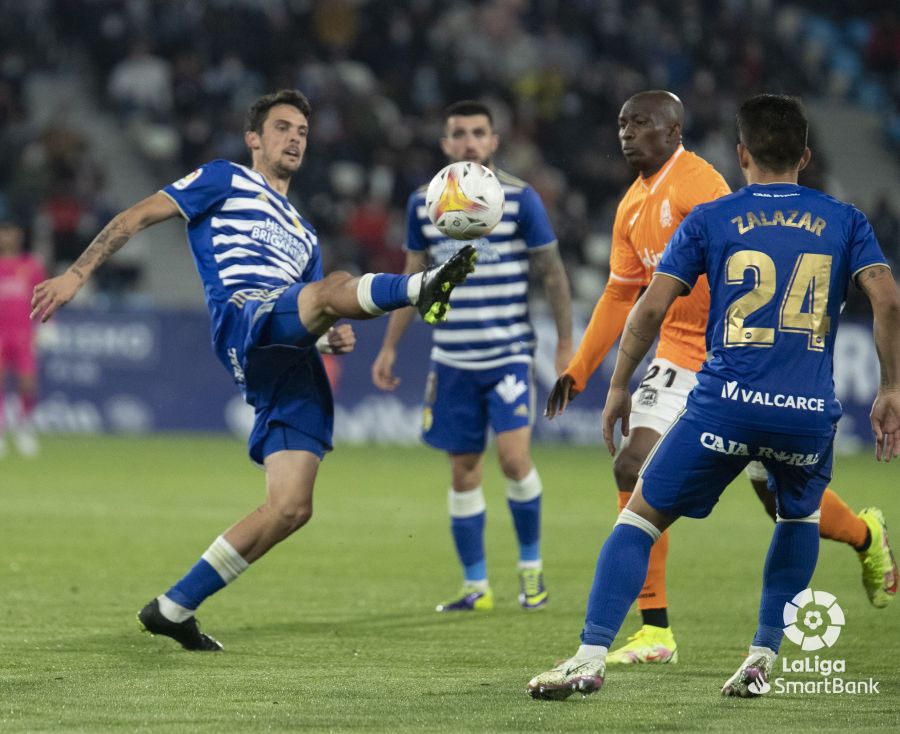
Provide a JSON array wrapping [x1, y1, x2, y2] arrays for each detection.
[[172, 168, 203, 190], [659, 198, 672, 228], [495, 373, 527, 404], [720, 380, 825, 413], [249, 219, 310, 266], [700, 432, 821, 466], [639, 247, 663, 269]]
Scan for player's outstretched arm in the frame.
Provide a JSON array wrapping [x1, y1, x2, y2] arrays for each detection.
[[859, 265, 900, 461], [371, 251, 426, 391], [568, 280, 641, 386], [601, 274, 684, 455], [31, 192, 180, 322]]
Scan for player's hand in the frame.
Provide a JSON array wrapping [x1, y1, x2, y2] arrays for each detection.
[[601, 386, 631, 456], [372, 346, 400, 391], [324, 324, 355, 355], [31, 271, 83, 322], [870, 389, 900, 462], [545, 374, 579, 419], [554, 340, 574, 377]]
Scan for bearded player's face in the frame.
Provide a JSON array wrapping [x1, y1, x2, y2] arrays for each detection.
[[441, 114, 499, 167]]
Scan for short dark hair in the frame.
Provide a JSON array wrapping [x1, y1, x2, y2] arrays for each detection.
[[245, 90, 312, 134], [736, 94, 808, 172], [444, 100, 493, 126]]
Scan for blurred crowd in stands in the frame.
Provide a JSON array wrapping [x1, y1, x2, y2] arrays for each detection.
[[0, 0, 898, 312]]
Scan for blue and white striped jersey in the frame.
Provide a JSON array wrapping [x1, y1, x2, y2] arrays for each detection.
[[161, 159, 321, 368], [406, 169, 556, 370]]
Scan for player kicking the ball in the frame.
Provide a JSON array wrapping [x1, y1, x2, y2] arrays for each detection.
[[31, 89, 476, 651], [527, 94, 900, 700]]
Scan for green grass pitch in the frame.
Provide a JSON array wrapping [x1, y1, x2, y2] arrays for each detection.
[[1, 436, 898, 732]]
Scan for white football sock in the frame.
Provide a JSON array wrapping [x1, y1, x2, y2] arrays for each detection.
[[406, 272, 424, 305], [157, 594, 195, 623], [202, 535, 249, 583], [356, 273, 386, 315], [574, 644, 608, 661]]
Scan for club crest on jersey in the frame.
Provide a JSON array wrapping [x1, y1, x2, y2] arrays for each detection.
[[660, 198, 672, 228], [172, 168, 203, 190], [637, 386, 658, 408]]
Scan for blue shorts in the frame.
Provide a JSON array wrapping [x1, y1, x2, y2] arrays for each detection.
[[224, 283, 333, 465], [640, 409, 835, 520], [422, 361, 534, 454]]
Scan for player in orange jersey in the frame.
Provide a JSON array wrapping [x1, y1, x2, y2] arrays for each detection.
[[546, 90, 897, 665]]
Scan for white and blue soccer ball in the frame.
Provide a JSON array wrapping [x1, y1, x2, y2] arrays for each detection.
[[425, 161, 505, 240]]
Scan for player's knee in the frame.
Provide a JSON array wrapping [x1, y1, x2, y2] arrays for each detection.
[[272, 500, 313, 535], [450, 454, 482, 490], [498, 453, 530, 480], [612, 451, 641, 492]]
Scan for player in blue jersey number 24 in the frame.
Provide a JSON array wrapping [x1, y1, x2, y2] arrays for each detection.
[[527, 94, 900, 701], [31, 90, 477, 652]]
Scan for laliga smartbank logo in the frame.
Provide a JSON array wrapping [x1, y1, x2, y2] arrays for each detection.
[[754, 588, 881, 695]]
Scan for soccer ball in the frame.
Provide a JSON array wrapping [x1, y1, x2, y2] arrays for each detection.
[[425, 161, 505, 240]]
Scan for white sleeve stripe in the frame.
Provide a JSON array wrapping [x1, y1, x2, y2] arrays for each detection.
[[609, 272, 645, 284]]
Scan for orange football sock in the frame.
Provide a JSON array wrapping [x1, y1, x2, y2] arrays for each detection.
[[819, 488, 868, 550], [617, 491, 669, 611]]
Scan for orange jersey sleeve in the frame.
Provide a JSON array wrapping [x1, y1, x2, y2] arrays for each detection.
[[566, 278, 641, 391]]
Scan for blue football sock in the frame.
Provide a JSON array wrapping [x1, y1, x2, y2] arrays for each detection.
[[165, 559, 227, 610], [754, 521, 820, 653], [508, 497, 541, 562], [449, 488, 488, 583], [369, 273, 413, 311], [163, 535, 249, 612], [581, 523, 655, 647], [452, 512, 487, 582]]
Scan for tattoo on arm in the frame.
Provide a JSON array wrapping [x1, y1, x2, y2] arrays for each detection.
[[859, 264, 891, 290], [531, 245, 572, 341], [619, 322, 655, 365], [73, 217, 133, 277]]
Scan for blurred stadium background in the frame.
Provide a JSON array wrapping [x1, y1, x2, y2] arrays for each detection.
[[1, 0, 899, 447], [3, 3, 900, 731]]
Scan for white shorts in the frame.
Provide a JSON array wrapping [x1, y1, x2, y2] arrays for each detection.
[[629, 358, 697, 435], [628, 357, 770, 482]]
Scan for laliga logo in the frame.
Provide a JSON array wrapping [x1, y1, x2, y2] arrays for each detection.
[[783, 589, 845, 651]]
